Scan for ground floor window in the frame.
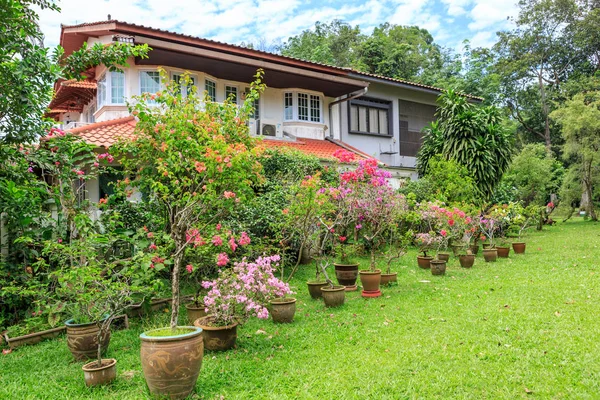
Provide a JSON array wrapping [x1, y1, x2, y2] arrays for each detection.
[[349, 97, 392, 136]]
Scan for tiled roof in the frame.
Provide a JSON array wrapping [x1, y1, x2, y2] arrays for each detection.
[[68, 116, 137, 147], [257, 137, 368, 161], [61, 79, 97, 89]]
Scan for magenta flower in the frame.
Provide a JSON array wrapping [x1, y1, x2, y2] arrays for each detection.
[[212, 235, 223, 246], [186, 264, 193, 273], [216, 252, 229, 266]]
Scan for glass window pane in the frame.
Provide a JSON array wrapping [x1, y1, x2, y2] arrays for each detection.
[[225, 85, 237, 103], [368, 108, 379, 133], [379, 110, 388, 135], [298, 93, 308, 121], [140, 71, 160, 96], [284, 92, 293, 120], [97, 76, 106, 108], [350, 105, 358, 131], [110, 71, 124, 104], [310, 95, 320, 122], [204, 79, 216, 102], [358, 106, 367, 132]]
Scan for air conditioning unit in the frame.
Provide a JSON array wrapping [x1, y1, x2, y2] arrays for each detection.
[[259, 119, 282, 138]]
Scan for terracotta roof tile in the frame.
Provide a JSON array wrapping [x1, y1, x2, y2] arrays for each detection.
[[61, 79, 97, 89], [257, 137, 367, 161], [67, 116, 137, 147]]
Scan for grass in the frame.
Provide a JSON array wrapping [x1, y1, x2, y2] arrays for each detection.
[[1, 218, 600, 399]]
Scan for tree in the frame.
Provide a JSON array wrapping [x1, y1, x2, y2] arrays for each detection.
[[0, 0, 149, 144], [417, 90, 514, 200], [550, 91, 600, 221]]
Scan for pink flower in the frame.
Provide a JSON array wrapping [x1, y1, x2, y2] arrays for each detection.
[[147, 232, 154, 239], [216, 223, 222, 231], [186, 264, 193, 273], [217, 253, 229, 266], [93, 162, 99, 167], [149, 243, 157, 251], [547, 202, 555, 209], [440, 229, 447, 237], [223, 191, 236, 199], [212, 235, 223, 246], [58, 238, 62, 243], [239, 232, 251, 246], [150, 263, 155, 269], [355, 224, 362, 230], [229, 237, 238, 252], [339, 236, 347, 242], [448, 219, 455, 226], [55, 161, 60, 166]]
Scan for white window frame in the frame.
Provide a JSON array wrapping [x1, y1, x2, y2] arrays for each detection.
[[139, 70, 161, 100], [171, 71, 197, 98], [97, 71, 126, 108], [224, 85, 239, 104], [244, 87, 260, 120], [282, 90, 323, 123], [204, 78, 217, 102]]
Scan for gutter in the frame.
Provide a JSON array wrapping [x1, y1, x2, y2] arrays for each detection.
[[327, 87, 368, 139]]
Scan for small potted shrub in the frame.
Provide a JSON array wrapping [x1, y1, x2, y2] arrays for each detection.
[[333, 236, 359, 291], [430, 230, 449, 276], [490, 205, 512, 258], [195, 255, 292, 349], [414, 232, 441, 269], [479, 217, 498, 262], [319, 261, 346, 307], [510, 204, 540, 254]]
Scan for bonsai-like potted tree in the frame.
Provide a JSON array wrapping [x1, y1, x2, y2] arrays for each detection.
[[414, 232, 442, 269], [510, 204, 541, 254], [479, 216, 498, 262], [115, 71, 265, 399]]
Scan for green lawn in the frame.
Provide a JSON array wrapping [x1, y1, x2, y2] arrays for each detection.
[[1, 219, 600, 399]]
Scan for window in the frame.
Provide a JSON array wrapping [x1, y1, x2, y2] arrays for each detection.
[[398, 100, 436, 157], [97, 71, 125, 108], [140, 71, 160, 99], [87, 104, 96, 123], [284, 93, 293, 120], [225, 85, 238, 103], [205, 79, 216, 102], [349, 97, 392, 136], [298, 93, 308, 121], [245, 87, 260, 119], [172, 73, 196, 97], [310, 95, 320, 122]]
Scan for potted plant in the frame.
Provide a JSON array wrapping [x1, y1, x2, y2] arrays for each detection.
[[430, 229, 449, 276], [479, 216, 498, 262], [333, 236, 360, 291], [490, 205, 512, 258], [414, 232, 441, 269], [319, 260, 346, 307], [116, 71, 265, 399], [510, 204, 540, 254], [195, 255, 292, 348]]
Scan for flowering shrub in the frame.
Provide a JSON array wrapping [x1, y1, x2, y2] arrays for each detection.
[[202, 255, 292, 326], [479, 216, 498, 247], [414, 232, 443, 257]]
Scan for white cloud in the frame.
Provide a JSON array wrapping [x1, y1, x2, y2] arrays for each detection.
[[467, 0, 518, 31], [441, 0, 473, 16]]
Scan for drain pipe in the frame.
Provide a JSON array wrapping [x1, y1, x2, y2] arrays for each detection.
[[328, 87, 368, 139]]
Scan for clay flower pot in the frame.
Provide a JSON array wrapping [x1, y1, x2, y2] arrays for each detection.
[[270, 298, 296, 323], [65, 319, 110, 361], [359, 270, 381, 292], [82, 358, 117, 387], [140, 326, 204, 399], [496, 246, 510, 258], [194, 316, 238, 351], [320, 285, 346, 307], [306, 281, 328, 299], [483, 248, 498, 262], [417, 256, 433, 269], [459, 254, 475, 268], [469, 244, 480, 255], [482, 243, 492, 249], [185, 303, 207, 325], [334, 263, 359, 290], [437, 252, 451, 262], [512, 242, 526, 254], [430, 259, 447, 275], [380, 272, 397, 286]]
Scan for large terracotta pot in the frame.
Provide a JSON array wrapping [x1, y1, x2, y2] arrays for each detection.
[[359, 270, 381, 292], [320, 285, 346, 307], [65, 319, 110, 361], [417, 256, 433, 269], [437, 252, 450, 261], [82, 358, 117, 387], [458, 254, 475, 268], [334, 263, 359, 290], [194, 316, 238, 351], [306, 281, 328, 299], [270, 298, 296, 323], [380, 272, 397, 286], [140, 326, 204, 399], [512, 242, 526, 254], [496, 246, 510, 258], [483, 248, 498, 262], [430, 260, 447, 275], [185, 303, 207, 326]]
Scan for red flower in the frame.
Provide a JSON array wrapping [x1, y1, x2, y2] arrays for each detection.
[[186, 264, 193, 273], [440, 229, 447, 237], [448, 219, 455, 226], [339, 236, 347, 242]]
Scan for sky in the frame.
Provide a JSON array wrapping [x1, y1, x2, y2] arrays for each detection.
[[38, 0, 520, 54]]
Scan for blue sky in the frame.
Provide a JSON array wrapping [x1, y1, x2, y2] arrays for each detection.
[[39, 0, 519, 54]]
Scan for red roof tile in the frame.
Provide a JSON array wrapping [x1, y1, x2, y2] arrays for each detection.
[[257, 137, 367, 161], [68, 116, 137, 147], [61, 79, 97, 89]]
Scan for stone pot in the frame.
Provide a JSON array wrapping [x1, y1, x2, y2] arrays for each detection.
[[359, 270, 381, 292], [320, 285, 346, 307], [194, 316, 238, 351], [270, 298, 296, 323], [307, 281, 328, 299], [430, 259, 447, 275], [65, 319, 110, 361], [82, 358, 117, 387], [458, 254, 475, 268], [482, 243, 492, 249], [469, 244, 480, 255], [380, 272, 397, 286], [417, 256, 433, 269], [140, 326, 204, 399], [496, 246, 510, 258], [334, 263, 359, 290], [483, 248, 498, 262], [4, 326, 65, 349], [437, 252, 451, 262], [512, 242, 526, 254], [185, 303, 207, 326]]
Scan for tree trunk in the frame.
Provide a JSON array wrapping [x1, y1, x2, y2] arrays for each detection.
[[582, 160, 597, 221]]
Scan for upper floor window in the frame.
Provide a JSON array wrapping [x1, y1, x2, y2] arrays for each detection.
[[97, 71, 125, 108], [349, 97, 392, 136], [172, 73, 196, 97], [225, 85, 238, 103], [283, 91, 322, 123], [140, 71, 160, 99], [205, 79, 216, 102]]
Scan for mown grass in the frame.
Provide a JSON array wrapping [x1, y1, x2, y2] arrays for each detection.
[[1, 218, 599, 399]]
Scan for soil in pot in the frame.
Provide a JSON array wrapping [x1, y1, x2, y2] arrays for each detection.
[[334, 263, 359, 291], [512, 242, 526, 254], [82, 358, 117, 387], [496, 246, 510, 258], [320, 285, 346, 307], [140, 326, 204, 400], [437, 252, 451, 262], [307, 281, 328, 299], [194, 316, 238, 351], [380, 273, 397, 286], [482, 248, 498, 262], [417, 256, 433, 269], [430, 260, 447, 275], [458, 254, 475, 268], [270, 298, 296, 323], [65, 319, 110, 361], [185, 303, 207, 325]]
